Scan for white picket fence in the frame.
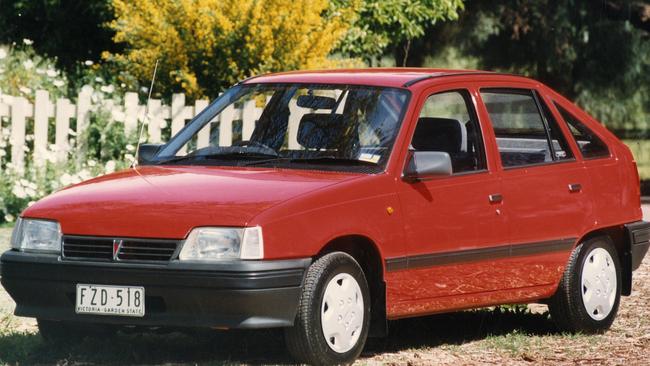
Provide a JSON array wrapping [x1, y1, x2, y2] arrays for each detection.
[[0, 87, 269, 174]]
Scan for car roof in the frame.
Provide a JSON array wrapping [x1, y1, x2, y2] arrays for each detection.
[[244, 68, 528, 88]]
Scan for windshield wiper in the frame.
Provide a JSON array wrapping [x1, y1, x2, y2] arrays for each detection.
[[243, 156, 378, 167], [156, 151, 279, 165]]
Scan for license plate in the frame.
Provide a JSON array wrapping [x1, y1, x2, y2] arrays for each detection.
[[75, 284, 145, 317]]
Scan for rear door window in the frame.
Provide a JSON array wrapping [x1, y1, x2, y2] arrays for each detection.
[[554, 103, 610, 159], [480, 89, 573, 168]]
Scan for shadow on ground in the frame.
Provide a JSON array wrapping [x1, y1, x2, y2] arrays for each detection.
[[363, 306, 557, 357], [0, 306, 558, 365]]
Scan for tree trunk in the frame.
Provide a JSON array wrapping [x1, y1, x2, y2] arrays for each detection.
[[393, 39, 427, 67]]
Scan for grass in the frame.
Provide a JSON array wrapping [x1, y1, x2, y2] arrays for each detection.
[[0, 302, 584, 365], [363, 306, 567, 354], [0, 327, 292, 365], [481, 329, 597, 358], [0, 318, 41, 365], [483, 330, 537, 356]]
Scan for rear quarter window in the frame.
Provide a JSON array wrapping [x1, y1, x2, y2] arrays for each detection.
[[554, 103, 610, 159]]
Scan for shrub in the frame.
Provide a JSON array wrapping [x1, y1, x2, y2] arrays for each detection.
[[105, 0, 359, 99], [0, 42, 135, 225], [0, 39, 68, 101]]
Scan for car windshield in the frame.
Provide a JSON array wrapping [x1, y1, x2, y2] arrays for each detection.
[[155, 83, 410, 172]]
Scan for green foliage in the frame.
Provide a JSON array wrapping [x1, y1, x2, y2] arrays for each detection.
[[423, 46, 479, 70], [0, 42, 68, 101], [82, 106, 136, 164], [1, 0, 650, 227], [424, 0, 650, 131], [105, 0, 360, 99], [624, 140, 650, 180], [0, 43, 135, 224], [476, 1, 649, 93], [0, 0, 118, 75], [335, 0, 464, 64]]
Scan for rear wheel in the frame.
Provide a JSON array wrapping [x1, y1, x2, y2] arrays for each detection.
[[37, 319, 117, 343], [284, 252, 370, 365], [548, 236, 621, 333]]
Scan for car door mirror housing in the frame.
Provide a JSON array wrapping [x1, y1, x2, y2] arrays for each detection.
[[137, 143, 163, 165], [404, 151, 453, 180]]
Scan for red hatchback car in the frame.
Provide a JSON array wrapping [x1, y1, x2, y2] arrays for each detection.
[[2, 69, 649, 365]]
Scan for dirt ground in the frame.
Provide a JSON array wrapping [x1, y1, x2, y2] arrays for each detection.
[[0, 212, 649, 365]]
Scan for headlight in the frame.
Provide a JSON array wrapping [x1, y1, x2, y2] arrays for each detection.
[[178, 226, 264, 261], [10, 218, 62, 254]]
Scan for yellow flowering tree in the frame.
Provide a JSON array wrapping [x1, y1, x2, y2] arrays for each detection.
[[106, 0, 358, 98]]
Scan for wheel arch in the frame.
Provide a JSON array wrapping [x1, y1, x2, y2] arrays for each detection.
[[576, 225, 632, 296], [317, 235, 387, 337]]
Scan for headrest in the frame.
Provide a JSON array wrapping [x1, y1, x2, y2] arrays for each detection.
[[296, 95, 337, 109], [298, 113, 344, 149], [412, 117, 464, 153]]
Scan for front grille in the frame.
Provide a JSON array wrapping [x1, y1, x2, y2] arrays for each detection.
[[62, 236, 113, 260], [62, 236, 180, 262], [118, 239, 179, 261]]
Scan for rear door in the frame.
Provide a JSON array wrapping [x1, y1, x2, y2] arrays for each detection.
[[476, 86, 592, 288], [551, 100, 628, 225]]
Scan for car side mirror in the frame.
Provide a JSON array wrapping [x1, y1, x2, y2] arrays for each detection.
[[137, 143, 163, 165], [404, 151, 453, 181]]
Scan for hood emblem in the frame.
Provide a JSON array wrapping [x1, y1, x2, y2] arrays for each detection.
[[112, 239, 123, 261]]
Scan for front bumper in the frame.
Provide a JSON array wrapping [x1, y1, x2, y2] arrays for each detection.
[[0, 250, 310, 329]]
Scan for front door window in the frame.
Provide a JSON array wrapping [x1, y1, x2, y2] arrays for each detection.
[[411, 90, 486, 173]]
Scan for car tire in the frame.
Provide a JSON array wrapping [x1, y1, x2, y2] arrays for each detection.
[[37, 319, 117, 343], [284, 252, 370, 365], [548, 236, 622, 333]]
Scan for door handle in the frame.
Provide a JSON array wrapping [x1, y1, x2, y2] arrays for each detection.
[[489, 193, 503, 203], [568, 183, 582, 193]]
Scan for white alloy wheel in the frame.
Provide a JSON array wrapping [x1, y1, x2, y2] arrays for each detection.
[[320, 272, 364, 353], [581, 247, 617, 320]]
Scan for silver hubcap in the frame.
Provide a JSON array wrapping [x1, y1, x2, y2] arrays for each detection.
[[320, 273, 364, 353], [581, 247, 617, 321]]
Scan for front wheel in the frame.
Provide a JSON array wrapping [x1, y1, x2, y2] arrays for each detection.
[[548, 236, 622, 333], [284, 252, 370, 365]]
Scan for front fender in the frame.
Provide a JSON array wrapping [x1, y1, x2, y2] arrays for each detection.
[[251, 174, 405, 262]]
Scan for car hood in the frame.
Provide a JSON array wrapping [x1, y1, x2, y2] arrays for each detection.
[[23, 165, 362, 239]]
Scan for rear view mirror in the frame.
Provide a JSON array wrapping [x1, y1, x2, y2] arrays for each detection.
[[297, 95, 337, 109], [404, 151, 453, 181]]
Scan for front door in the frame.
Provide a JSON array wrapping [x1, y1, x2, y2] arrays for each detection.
[[392, 87, 508, 316]]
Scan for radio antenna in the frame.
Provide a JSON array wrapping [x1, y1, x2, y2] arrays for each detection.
[[133, 59, 159, 166]]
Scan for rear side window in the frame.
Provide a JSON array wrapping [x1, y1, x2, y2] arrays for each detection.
[[554, 103, 610, 159], [480, 89, 573, 168], [411, 90, 486, 173]]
